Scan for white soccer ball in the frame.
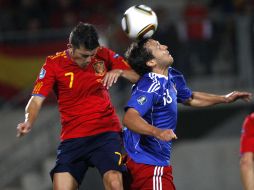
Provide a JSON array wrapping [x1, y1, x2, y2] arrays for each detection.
[[121, 5, 158, 40]]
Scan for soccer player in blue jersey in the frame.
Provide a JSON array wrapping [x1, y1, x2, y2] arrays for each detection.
[[122, 38, 252, 190]]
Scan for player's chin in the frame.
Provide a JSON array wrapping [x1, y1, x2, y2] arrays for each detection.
[[168, 56, 174, 65]]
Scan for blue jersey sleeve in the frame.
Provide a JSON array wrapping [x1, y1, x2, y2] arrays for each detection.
[[125, 79, 159, 116], [169, 68, 192, 103]]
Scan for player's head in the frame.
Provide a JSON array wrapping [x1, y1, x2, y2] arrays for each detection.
[[68, 22, 100, 67], [125, 39, 153, 76], [125, 38, 173, 76], [69, 22, 99, 50]]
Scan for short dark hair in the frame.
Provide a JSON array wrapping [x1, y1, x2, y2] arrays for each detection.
[[125, 39, 154, 76], [69, 22, 99, 50]]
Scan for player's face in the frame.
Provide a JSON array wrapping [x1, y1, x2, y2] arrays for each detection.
[[145, 39, 173, 66], [71, 46, 98, 68]]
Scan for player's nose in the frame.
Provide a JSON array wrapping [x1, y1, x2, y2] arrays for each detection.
[[161, 45, 168, 50], [86, 56, 92, 62]]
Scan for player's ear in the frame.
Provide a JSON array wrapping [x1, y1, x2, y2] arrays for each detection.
[[146, 59, 156, 67], [67, 44, 74, 55], [67, 43, 73, 49]]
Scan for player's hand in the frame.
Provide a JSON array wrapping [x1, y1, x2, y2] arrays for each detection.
[[16, 121, 32, 138], [224, 91, 252, 103], [102, 69, 123, 89], [154, 129, 177, 142]]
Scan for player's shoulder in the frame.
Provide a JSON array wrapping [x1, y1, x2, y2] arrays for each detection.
[[247, 113, 254, 123], [250, 113, 254, 119], [96, 46, 119, 59], [242, 113, 254, 132], [46, 50, 68, 63], [136, 73, 163, 93], [96, 46, 108, 57], [96, 46, 112, 54], [169, 67, 188, 86], [169, 67, 184, 77]]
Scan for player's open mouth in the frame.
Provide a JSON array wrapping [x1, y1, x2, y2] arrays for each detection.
[[163, 50, 169, 54], [164, 51, 170, 55]]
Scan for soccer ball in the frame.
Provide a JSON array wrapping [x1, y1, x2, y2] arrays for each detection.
[[121, 5, 158, 40]]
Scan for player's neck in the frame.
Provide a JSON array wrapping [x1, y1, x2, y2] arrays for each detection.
[[67, 49, 73, 60], [152, 67, 168, 77]]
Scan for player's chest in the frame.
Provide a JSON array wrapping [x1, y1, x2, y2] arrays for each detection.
[[55, 60, 108, 91], [160, 80, 177, 107]]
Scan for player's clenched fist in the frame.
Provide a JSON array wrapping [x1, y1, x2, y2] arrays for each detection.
[[154, 128, 177, 141], [16, 122, 32, 137]]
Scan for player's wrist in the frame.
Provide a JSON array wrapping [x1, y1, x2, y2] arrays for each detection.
[[221, 95, 229, 103], [24, 119, 33, 129], [223, 92, 234, 103], [119, 69, 123, 76], [151, 126, 159, 138]]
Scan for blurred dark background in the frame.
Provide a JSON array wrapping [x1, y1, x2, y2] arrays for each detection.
[[0, 0, 253, 190]]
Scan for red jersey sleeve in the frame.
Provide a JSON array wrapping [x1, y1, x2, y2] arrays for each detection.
[[96, 47, 130, 71], [240, 113, 254, 154], [32, 57, 56, 97], [243, 113, 254, 137]]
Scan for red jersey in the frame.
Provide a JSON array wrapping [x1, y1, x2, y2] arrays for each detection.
[[240, 113, 254, 154], [32, 47, 131, 141]]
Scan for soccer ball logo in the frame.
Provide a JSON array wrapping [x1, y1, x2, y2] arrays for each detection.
[[121, 5, 158, 40]]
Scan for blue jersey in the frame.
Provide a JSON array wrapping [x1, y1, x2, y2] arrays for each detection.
[[123, 67, 192, 166]]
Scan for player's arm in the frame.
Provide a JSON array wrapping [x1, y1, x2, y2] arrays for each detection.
[[184, 91, 252, 107], [101, 47, 140, 88], [240, 152, 254, 190], [123, 108, 177, 141], [103, 69, 139, 89], [121, 69, 140, 83], [16, 95, 45, 137]]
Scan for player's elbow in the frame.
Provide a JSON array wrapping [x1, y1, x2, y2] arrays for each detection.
[[123, 108, 140, 129], [123, 109, 134, 128], [122, 113, 129, 127]]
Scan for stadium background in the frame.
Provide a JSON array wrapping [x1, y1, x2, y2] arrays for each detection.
[[0, 0, 253, 189]]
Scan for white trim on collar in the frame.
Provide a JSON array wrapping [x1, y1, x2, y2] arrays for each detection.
[[149, 72, 168, 79]]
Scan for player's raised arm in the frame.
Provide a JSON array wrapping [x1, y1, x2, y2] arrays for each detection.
[[183, 91, 252, 107], [103, 69, 139, 89], [120, 69, 140, 83], [99, 47, 139, 89], [16, 95, 45, 137]]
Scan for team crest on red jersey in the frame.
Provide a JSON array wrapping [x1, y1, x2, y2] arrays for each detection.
[[93, 61, 106, 76]]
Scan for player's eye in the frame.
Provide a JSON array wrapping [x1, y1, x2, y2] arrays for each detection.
[[81, 54, 90, 58], [81, 52, 95, 58]]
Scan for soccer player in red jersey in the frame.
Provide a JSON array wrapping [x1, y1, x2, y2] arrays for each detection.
[[16, 22, 139, 190], [240, 112, 254, 190]]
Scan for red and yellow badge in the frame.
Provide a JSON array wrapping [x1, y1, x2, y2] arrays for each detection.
[[93, 61, 106, 76]]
